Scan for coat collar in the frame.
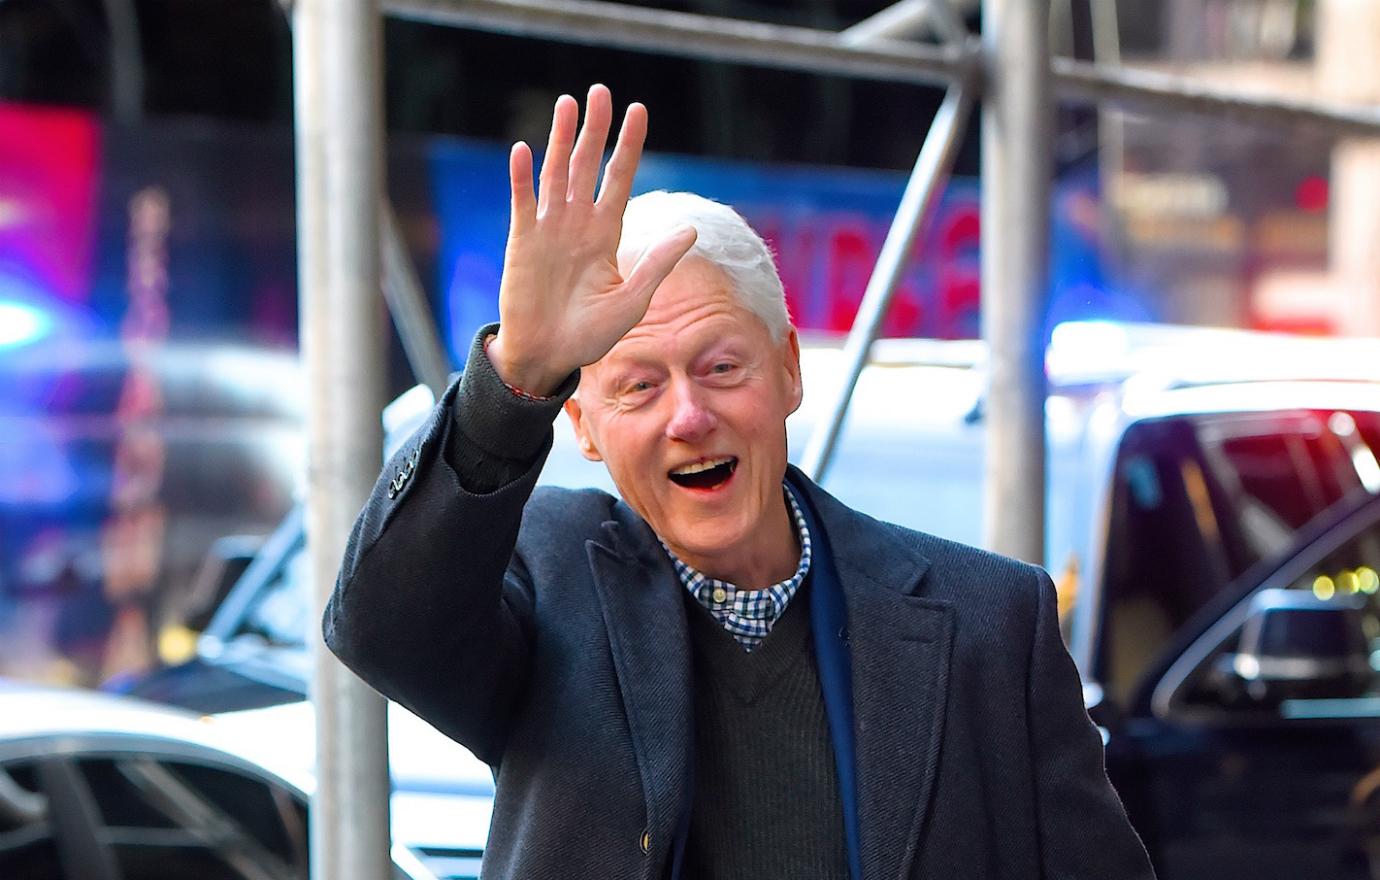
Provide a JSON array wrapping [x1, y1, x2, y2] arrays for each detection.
[[590, 470, 955, 880], [785, 465, 933, 598]]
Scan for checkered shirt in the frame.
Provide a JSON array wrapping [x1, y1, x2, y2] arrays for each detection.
[[662, 484, 812, 652]]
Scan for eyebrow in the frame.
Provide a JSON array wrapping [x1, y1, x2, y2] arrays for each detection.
[[605, 317, 758, 370]]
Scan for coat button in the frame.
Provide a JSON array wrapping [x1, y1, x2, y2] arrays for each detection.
[[639, 831, 651, 854]]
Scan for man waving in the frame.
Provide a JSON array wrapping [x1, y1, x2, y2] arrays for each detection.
[[325, 84, 1154, 880]]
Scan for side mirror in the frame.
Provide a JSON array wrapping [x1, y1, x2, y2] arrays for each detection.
[[1216, 588, 1371, 707]]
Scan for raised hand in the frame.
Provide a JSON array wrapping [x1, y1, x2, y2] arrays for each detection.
[[487, 84, 697, 396]]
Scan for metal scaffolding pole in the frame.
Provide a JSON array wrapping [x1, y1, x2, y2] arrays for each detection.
[[386, 0, 969, 87], [1051, 56, 1380, 139], [840, 0, 966, 46], [382, 0, 1380, 139], [799, 82, 975, 482], [981, 0, 1052, 564], [294, 0, 392, 876]]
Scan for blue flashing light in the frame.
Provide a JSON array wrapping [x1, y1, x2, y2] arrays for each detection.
[[0, 299, 53, 349]]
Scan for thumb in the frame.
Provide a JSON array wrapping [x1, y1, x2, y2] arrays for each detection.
[[621, 225, 698, 304]]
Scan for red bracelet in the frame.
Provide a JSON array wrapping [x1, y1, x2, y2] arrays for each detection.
[[484, 335, 555, 402]]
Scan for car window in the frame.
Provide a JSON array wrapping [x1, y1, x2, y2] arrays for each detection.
[[1099, 418, 1237, 702], [1216, 427, 1354, 533], [1098, 412, 1374, 704], [0, 754, 309, 880], [1174, 507, 1380, 715], [1219, 433, 1321, 530]]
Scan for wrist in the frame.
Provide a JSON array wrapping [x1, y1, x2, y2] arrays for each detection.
[[485, 333, 567, 399]]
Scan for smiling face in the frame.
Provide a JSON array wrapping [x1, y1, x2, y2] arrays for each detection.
[[564, 256, 803, 587]]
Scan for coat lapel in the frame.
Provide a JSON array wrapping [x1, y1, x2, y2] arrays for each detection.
[[586, 503, 693, 868], [794, 472, 956, 880]]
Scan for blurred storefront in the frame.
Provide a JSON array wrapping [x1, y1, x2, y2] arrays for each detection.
[[1101, 0, 1379, 335]]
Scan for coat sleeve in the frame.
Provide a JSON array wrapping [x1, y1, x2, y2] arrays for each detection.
[[322, 325, 577, 765], [1027, 568, 1158, 879]]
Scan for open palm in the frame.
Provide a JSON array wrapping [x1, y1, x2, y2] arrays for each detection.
[[488, 85, 697, 396]]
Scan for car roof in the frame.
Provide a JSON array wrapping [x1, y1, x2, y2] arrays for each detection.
[[1118, 379, 1380, 420], [0, 679, 312, 793], [810, 321, 1380, 387], [0, 678, 205, 739]]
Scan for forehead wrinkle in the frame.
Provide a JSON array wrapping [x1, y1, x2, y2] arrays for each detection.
[[625, 293, 735, 338], [610, 301, 752, 365]]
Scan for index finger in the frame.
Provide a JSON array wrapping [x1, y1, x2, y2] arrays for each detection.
[[595, 102, 648, 211]]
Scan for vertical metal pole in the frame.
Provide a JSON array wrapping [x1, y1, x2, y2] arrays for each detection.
[[1089, 0, 1125, 260], [294, 0, 393, 877], [99, 0, 145, 123], [980, 0, 1051, 563], [799, 83, 974, 482]]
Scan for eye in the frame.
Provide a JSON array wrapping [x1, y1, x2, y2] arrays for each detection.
[[711, 362, 735, 374], [630, 380, 653, 392]]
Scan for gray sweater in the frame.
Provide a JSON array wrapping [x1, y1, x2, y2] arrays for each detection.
[[684, 582, 849, 878]]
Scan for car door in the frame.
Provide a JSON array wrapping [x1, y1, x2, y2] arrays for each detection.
[[1102, 494, 1380, 880]]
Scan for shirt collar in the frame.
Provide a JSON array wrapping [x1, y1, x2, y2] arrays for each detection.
[[662, 483, 812, 625]]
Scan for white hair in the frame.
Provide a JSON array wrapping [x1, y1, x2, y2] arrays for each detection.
[[619, 191, 791, 341]]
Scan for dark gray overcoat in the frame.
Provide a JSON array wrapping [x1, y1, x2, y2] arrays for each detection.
[[325, 360, 1155, 880]]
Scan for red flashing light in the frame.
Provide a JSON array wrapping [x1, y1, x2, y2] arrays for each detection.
[[1295, 176, 1329, 214]]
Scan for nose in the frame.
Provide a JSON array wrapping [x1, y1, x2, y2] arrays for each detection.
[[665, 379, 718, 443]]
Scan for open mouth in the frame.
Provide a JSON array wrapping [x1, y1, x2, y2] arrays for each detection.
[[668, 456, 738, 491]]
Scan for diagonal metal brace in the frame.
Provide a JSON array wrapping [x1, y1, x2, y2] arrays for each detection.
[[799, 82, 976, 482], [841, 0, 967, 47], [381, 204, 453, 397]]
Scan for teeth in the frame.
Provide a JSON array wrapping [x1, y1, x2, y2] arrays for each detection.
[[671, 457, 735, 475]]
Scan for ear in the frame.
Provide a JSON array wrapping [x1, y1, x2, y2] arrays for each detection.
[[563, 397, 604, 462], [783, 327, 803, 415]]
